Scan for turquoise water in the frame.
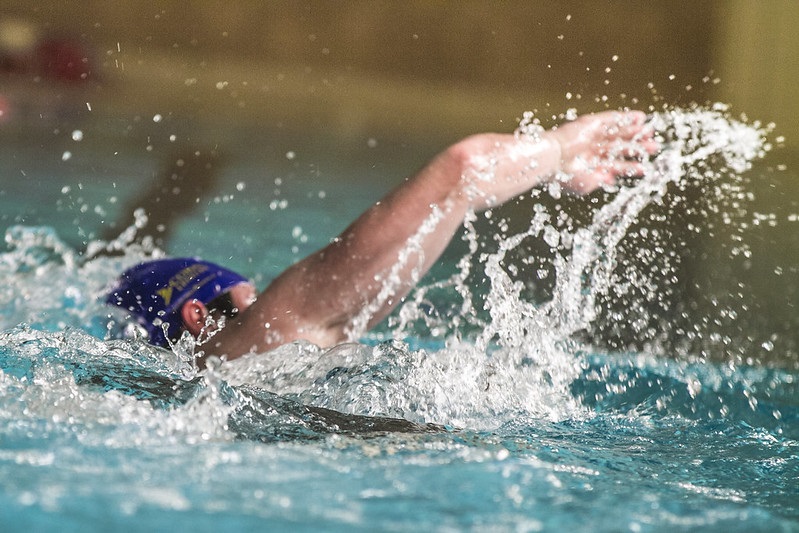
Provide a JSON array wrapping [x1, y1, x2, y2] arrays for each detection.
[[1, 108, 797, 531]]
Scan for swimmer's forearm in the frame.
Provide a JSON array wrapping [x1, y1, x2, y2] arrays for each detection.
[[211, 111, 655, 358], [279, 111, 655, 344], [240, 133, 564, 346]]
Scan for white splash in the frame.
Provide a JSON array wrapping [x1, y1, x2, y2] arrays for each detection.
[[0, 105, 772, 430]]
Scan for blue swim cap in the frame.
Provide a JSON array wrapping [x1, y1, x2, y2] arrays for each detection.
[[105, 258, 249, 347]]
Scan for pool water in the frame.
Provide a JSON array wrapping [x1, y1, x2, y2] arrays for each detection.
[[0, 107, 797, 532]]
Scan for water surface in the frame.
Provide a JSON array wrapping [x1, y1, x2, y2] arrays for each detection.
[[1, 107, 797, 531]]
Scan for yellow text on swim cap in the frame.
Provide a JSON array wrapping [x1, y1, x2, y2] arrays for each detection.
[[156, 264, 210, 306]]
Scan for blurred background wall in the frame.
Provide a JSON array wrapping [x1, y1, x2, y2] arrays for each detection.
[[2, 1, 795, 148], [1, 0, 797, 362]]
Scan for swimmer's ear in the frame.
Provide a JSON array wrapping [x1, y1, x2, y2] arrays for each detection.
[[180, 299, 209, 337]]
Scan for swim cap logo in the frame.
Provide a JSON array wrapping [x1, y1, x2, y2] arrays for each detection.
[[156, 264, 210, 306]]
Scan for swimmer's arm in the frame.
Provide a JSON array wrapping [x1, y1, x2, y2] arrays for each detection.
[[210, 111, 656, 359]]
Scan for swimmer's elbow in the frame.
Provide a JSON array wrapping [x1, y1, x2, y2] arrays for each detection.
[[441, 136, 487, 181]]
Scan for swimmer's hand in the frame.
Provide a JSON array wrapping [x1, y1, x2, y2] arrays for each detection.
[[546, 110, 660, 195], [448, 110, 659, 211]]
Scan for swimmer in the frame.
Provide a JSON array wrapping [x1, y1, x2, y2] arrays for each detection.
[[106, 110, 659, 364]]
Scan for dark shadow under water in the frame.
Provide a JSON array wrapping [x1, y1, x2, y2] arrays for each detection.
[[64, 352, 446, 441]]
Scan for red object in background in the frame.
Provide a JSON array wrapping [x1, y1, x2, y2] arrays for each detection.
[[0, 22, 95, 128], [35, 37, 92, 82], [0, 93, 9, 123]]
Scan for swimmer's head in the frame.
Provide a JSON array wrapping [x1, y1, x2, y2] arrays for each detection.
[[105, 258, 253, 347]]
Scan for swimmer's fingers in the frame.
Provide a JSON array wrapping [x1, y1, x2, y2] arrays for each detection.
[[637, 137, 662, 157], [571, 111, 660, 159], [628, 123, 661, 157], [562, 166, 618, 195], [603, 140, 660, 160], [602, 110, 648, 138], [607, 159, 647, 178], [598, 111, 660, 153], [574, 161, 645, 194]]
